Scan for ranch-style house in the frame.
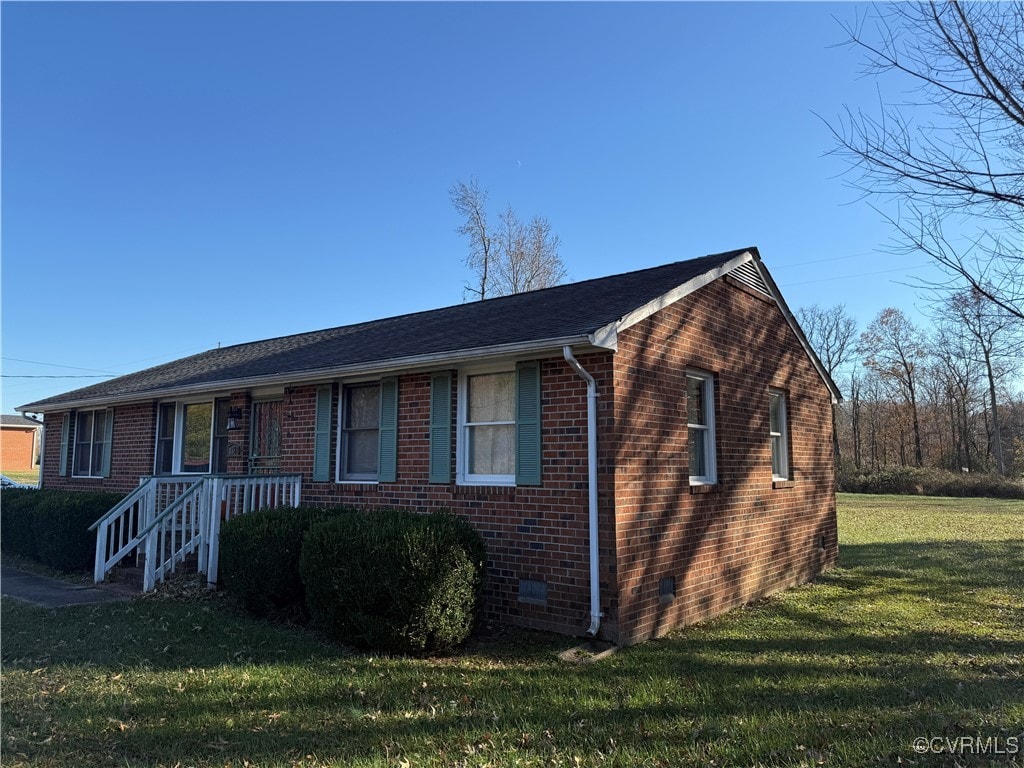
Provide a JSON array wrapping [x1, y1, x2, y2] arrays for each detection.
[[19, 247, 840, 645]]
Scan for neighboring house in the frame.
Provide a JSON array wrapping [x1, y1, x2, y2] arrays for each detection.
[[1, 414, 42, 473], [19, 248, 840, 645]]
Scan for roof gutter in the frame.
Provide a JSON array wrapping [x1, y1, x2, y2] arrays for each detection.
[[562, 345, 602, 638], [19, 334, 606, 414]]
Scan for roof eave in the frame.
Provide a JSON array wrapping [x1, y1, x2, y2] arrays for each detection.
[[590, 247, 843, 404], [590, 249, 759, 352], [17, 334, 601, 414]]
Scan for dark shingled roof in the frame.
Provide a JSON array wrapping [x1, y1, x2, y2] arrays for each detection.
[[21, 249, 752, 410], [1, 414, 42, 427]]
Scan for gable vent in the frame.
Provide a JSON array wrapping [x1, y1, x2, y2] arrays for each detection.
[[728, 260, 771, 296]]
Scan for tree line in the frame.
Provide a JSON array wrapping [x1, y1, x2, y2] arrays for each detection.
[[799, 296, 1024, 479]]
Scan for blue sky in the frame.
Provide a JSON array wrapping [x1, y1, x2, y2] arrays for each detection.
[[2, 2, 950, 414]]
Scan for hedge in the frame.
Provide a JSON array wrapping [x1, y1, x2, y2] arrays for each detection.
[[1, 488, 43, 559], [218, 506, 353, 618], [1, 489, 125, 571], [838, 466, 1024, 499], [300, 508, 486, 656]]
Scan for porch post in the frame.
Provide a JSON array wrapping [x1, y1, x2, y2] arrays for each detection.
[[206, 492, 222, 590]]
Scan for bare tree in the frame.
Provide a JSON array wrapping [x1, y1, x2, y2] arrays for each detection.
[[944, 288, 1024, 474], [797, 304, 858, 460], [452, 179, 566, 300], [829, 2, 1024, 318], [857, 308, 929, 467], [450, 178, 496, 301]]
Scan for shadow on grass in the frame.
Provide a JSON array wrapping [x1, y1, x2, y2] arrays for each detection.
[[3, 538, 1022, 766]]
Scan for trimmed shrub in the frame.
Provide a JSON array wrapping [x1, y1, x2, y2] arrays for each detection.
[[1, 488, 43, 558], [218, 506, 353, 618], [32, 491, 126, 571], [301, 508, 486, 656], [838, 465, 1024, 499]]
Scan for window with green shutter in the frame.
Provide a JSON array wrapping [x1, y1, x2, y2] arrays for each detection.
[[71, 408, 113, 478], [58, 413, 71, 477], [312, 385, 333, 482], [456, 362, 542, 486], [515, 361, 542, 486], [429, 372, 452, 483], [378, 378, 398, 483]]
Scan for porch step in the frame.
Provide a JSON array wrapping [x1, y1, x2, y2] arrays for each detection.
[[105, 565, 144, 593], [106, 553, 200, 593]]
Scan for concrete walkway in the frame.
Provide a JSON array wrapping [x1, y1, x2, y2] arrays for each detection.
[[1, 564, 132, 608]]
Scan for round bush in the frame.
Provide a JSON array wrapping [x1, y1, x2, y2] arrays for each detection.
[[218, 506, 352, 618], [300, 509, 486, 656]]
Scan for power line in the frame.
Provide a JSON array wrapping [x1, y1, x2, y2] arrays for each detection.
[[1, 357, 120, 375], [1, 374, 114, 379], [783, 263, 932, 286]]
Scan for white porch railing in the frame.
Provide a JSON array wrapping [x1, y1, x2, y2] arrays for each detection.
[[90, 474, 302, 592]]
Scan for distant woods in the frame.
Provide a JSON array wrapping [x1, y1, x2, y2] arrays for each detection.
[[451, 177, 566, 300], [800, 299, 1024, 478]]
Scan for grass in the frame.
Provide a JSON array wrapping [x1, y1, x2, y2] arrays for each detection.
[[2, 493, 1022, 767], [2, 469, 39, 485]]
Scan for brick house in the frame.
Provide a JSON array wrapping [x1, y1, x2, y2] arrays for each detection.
[[19, 248, 840, 645], [1, 414, 42, 474]]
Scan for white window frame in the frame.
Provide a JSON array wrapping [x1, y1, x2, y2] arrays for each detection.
[[456, 365, 516, 486], [71, 408, 111, 478], [686, 370, 717, 486], [153, 398, 217, 476], [335, 380, 381, 484], [769, 389, 790, 481]]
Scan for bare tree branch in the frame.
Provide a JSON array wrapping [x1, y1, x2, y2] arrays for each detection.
[[452, 179, 567, 299], [828, 1, 1024, 317]]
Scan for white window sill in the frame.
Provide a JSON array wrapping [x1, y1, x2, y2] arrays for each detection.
[[458, 477, 515, 487]]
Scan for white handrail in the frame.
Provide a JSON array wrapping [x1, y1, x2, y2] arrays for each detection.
[[90, 473, 302, 591]]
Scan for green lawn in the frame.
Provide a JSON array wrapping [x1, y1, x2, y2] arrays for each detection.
[[2, 469, 39, 486], [2, 494, 1022, 767]]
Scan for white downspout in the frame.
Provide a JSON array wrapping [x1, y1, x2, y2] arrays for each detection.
[[563, 346, 602, 637]]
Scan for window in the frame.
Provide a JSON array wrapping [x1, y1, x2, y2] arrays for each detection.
[[156, 403, 176, 475], [181, 402, 213, 473], [339, 383, 380, 481], [687, 371, 717, 484], [73, 409, 112, 477], [460, 370, 516, 484], [769, 390, 790, 480], [154, 399, 230, 475]]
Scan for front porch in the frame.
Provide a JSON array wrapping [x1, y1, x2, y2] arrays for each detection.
[[90, 473, 302, 592]]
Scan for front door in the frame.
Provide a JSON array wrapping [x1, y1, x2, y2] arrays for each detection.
[[249, 399, 283, 474]]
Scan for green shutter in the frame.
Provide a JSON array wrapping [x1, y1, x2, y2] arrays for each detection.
[[313, 385, 333, 482], [378, 378, 398, 483], [428, 371, 452, 483], [516, 361, 542, 486], [100, 409, 114, 478], [59, 413, 71, 477]]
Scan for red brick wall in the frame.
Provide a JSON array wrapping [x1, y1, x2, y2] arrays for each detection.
[[1, 427, 38, 472], [278, 354, 617, 638], [608, 276, 838, 645], [41, 403, 157, 494]]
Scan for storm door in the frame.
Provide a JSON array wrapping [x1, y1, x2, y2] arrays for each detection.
[[249, 399, 283, 474]]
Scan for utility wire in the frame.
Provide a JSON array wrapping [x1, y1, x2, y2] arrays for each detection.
[[1, 356, 119, 374], [1, 374, 115, 379]]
